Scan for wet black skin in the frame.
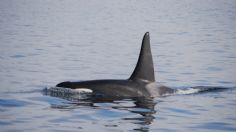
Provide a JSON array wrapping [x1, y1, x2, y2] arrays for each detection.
[[56, 79, 173, 97], [57, 80, 149, 97]]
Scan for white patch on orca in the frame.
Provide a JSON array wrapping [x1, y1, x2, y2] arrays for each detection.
[[74, 88, 93, 93]]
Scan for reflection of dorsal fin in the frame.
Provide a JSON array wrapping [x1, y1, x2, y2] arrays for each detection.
[[129, 32, 155, 82]]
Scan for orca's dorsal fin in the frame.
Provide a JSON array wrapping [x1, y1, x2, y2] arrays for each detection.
[[129, 32, 155, 82]]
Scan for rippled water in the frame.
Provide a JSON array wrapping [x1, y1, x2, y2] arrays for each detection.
[[0, 0, 236, 131]]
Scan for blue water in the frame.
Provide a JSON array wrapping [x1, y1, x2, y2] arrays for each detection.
[[0, 0, 236, 131]]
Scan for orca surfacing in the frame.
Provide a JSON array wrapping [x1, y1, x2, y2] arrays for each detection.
[[56, 32, 174, 97]]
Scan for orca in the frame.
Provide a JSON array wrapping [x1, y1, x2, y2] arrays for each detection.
[[56, 32, 174, 97]]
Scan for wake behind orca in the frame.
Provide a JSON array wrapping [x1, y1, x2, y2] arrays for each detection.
[[56, 32, 174, 98]]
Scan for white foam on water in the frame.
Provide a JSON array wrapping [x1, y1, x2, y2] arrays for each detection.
[[47, 87, 93, 94], [45, 87, 93, 100], [175, 88, 201, 95]]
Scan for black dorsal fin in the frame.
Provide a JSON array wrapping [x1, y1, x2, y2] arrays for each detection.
[[129, 32, 155, 82]]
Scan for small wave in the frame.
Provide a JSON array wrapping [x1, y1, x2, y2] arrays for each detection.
[[1, 89, 43, 94], [174, 86, 231, 95]]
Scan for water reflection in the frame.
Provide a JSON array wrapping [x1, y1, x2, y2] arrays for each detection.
[[44, 89, 157, 131], [123, 98, 156, 132]]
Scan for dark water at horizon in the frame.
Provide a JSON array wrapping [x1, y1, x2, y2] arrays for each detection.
[[0, 0, 236, 131]]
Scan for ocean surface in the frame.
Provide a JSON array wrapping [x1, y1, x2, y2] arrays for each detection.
[[0, 0, 236, 131]]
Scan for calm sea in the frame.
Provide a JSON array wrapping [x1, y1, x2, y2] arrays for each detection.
[[0, 0, 236, 131]]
